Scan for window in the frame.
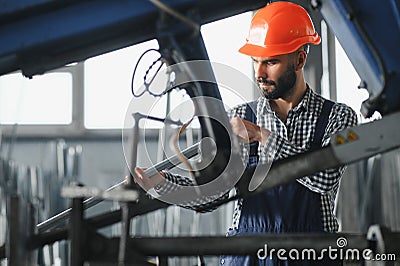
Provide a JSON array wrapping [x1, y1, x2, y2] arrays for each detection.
[[84, 40, 161, 129], [0, 72, 72, 125], [335, 38, 369, 116]]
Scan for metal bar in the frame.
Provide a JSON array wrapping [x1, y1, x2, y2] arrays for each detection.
[[31, 198, 169, 248], [7, 195, 20, 266], [6, 194, 36, 266], [135, 112, 182, 126], [58, 233, 375, 262], [118, 202, 132, 264], [88, 199, 170, 230], [27, 202, 37, 265], [0, 244, 4, 260], [128, 112, 142, 185], [327, 22, 337, 101], [150, 0, 199, 31], [252, 146, 338, 194], [37, 142, 200, 232], [130, 234, 370, 256], [29, 228, 68, 250], [70, 198, 84, 266]]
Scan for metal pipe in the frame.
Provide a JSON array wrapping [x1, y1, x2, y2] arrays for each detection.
[[70, 198, 84, 266], [130, 234, 370, 256], [0, 244, 4, 259], [29, 228, 68, 250], [128, 112, 142, 186], [149, 0, 200, 31]]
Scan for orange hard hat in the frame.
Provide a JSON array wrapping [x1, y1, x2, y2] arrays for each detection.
[[239, 1, 321, 57]]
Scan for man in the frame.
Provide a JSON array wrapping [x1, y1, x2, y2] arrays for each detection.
[[134, 2, 357, 265]]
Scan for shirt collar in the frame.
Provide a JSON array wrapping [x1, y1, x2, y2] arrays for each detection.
[[258, 95, 272, 115], [293, 84, 312, 112]]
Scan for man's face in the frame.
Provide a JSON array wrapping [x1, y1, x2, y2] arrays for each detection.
[[252, 54, 297, 100]]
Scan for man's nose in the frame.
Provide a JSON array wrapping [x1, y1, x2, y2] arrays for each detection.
[[254, 62, 265, 80]]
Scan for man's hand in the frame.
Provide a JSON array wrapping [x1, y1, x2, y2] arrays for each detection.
[[128, 167, 166, 191], [230, 117, 270, 146]]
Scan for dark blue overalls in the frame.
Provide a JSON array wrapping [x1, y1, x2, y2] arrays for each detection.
[[220, 100, 339, 266]]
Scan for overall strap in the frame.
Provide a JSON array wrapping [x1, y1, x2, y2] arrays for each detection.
[[245, 100, 258, 123], [245, 100, 259, 157], [311, 99, 334, 149]]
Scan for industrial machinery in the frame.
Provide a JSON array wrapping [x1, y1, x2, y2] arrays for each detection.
[[0, 0, 399, 265]]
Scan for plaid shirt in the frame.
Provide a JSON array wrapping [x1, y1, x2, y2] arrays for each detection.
[[159, 86, 358, 232]]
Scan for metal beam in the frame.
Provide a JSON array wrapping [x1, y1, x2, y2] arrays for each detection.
[[129, 233, 369, 256]]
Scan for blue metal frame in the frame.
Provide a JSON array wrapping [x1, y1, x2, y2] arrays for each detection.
[[316, 0, 400, 116]]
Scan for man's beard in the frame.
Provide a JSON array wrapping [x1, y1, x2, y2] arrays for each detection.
[[257, 64, 297, 100]]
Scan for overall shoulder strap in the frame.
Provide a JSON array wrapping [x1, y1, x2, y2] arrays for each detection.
[[245, 100, 258, 123], [311, 99, 334, 149], [245, 100, 259, 157]]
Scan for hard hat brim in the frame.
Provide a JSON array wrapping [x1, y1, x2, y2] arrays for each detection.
[[239, 35, 321, 58]]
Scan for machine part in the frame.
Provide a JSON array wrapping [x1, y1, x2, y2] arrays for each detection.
[[127, 112, 142, 187], [331, 111, 399, 164], [316, 0, 400, 116], [125, 111, 183, 183], [130, 49, 165, 98], [366, 225, 400, 265], [238, 1, 321, 57]]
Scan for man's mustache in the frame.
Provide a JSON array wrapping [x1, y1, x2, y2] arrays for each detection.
[[256, 77, 275, 86]]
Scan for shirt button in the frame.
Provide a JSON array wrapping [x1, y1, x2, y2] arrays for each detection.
[[220, 258, 225, 264]]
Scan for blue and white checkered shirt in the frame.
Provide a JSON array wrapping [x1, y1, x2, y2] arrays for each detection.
[[158, 86, 358, 232]]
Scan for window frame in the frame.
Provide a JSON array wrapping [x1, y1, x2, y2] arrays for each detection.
[[0, 62, 167, 139]]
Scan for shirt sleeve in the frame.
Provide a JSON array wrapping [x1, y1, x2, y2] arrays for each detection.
[[264, 103, 358, 194], [154, 171, 230, 213]]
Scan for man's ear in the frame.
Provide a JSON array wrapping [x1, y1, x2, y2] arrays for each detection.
[[296, 51, 307, 70]]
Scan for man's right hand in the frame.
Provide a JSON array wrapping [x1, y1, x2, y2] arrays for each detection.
[[132, 167, 166, 191], [230, 117, 270, 146]]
